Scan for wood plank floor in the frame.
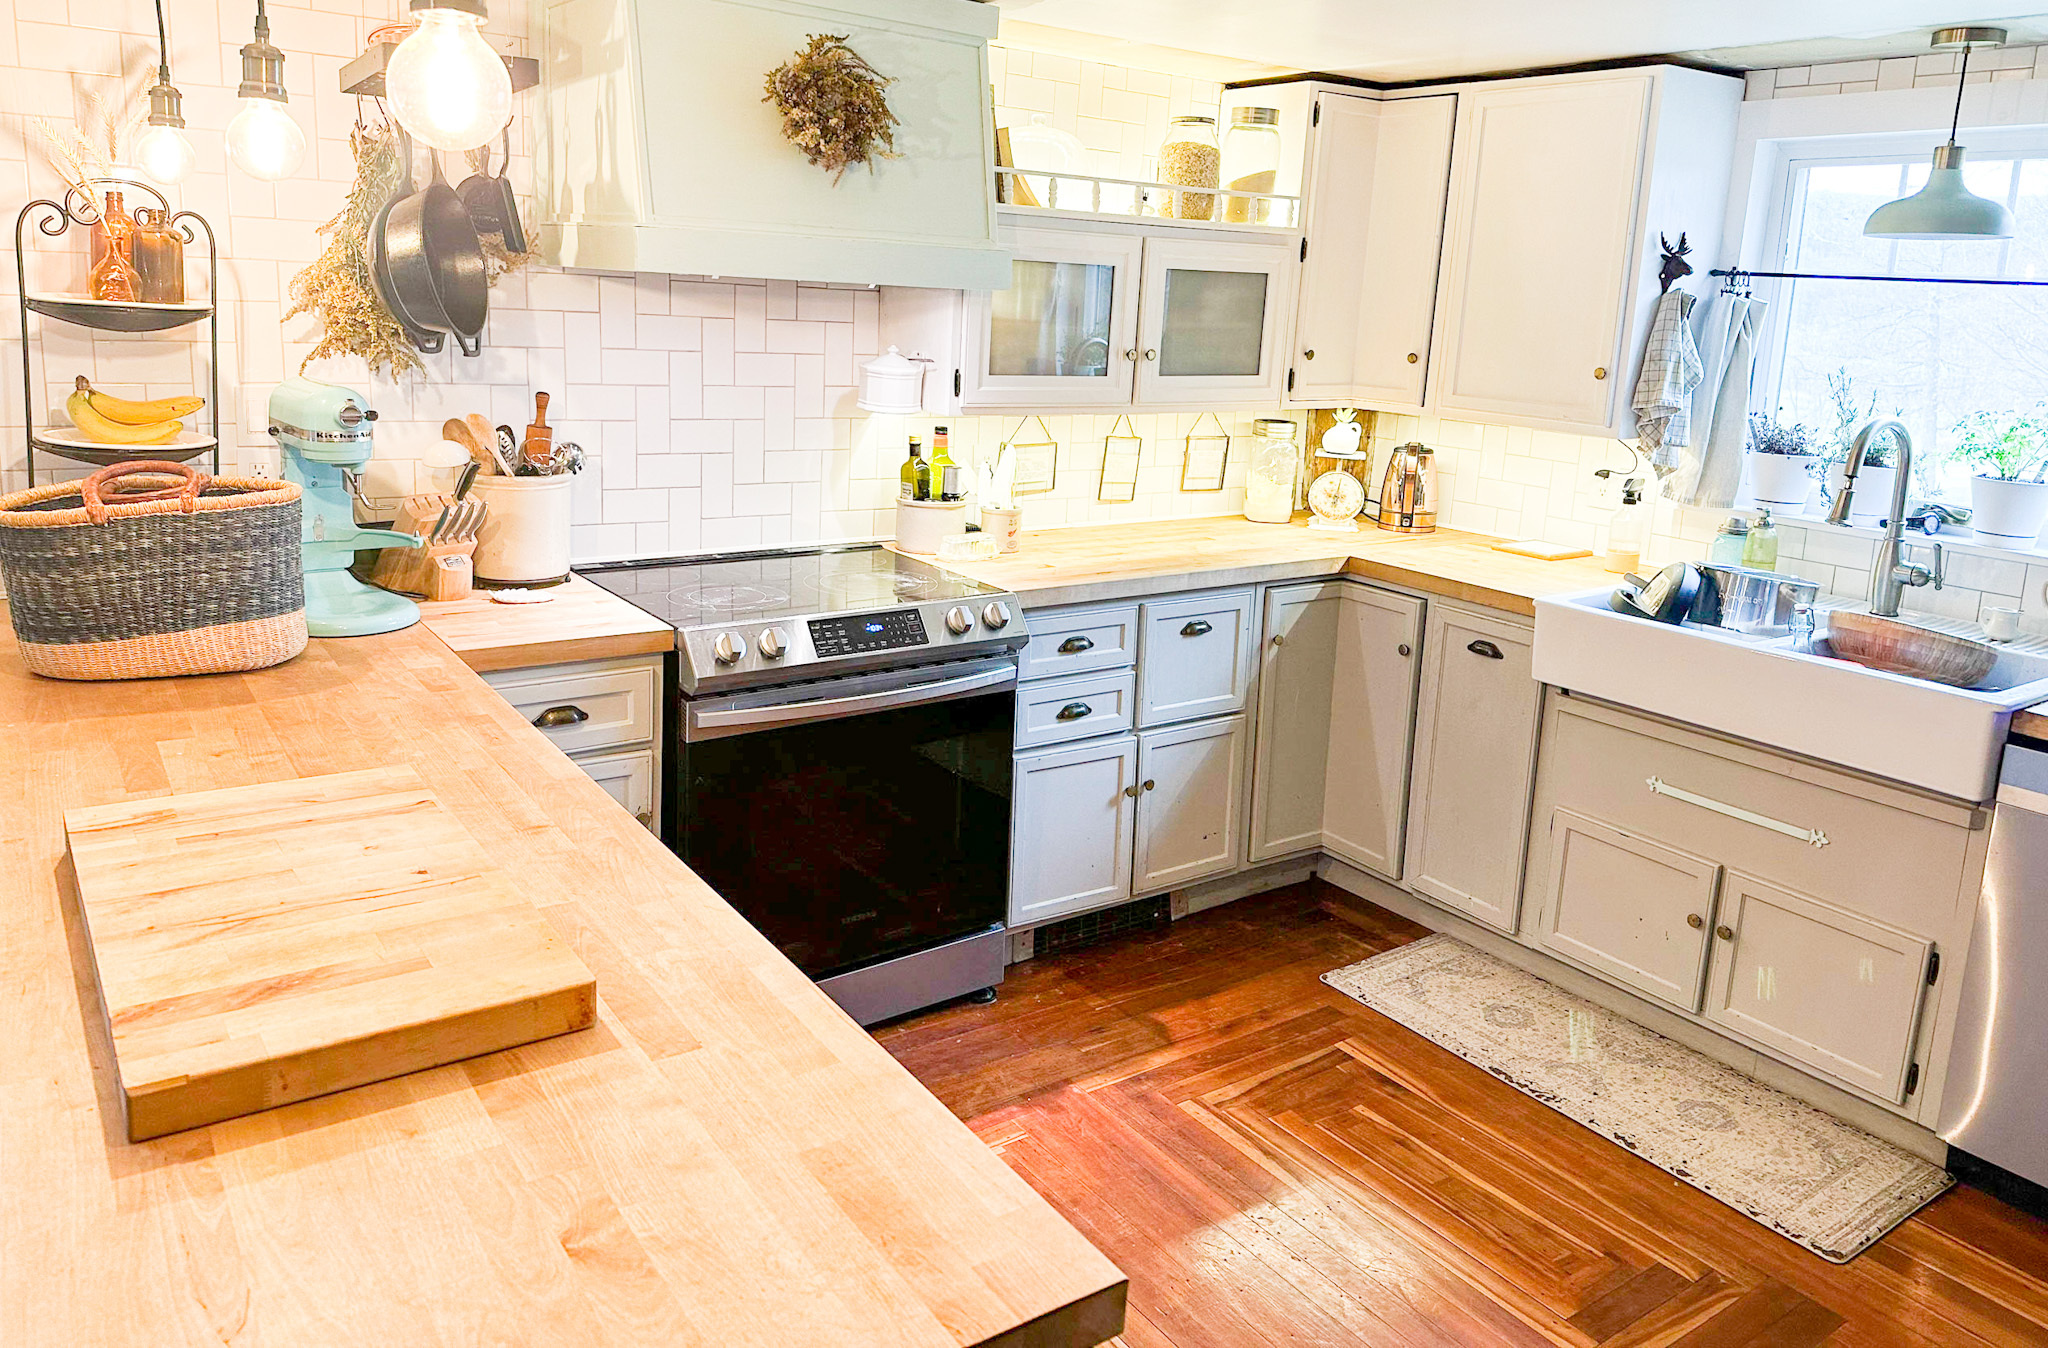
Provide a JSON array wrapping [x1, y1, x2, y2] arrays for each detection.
[[874, 881, 2048, 1348]]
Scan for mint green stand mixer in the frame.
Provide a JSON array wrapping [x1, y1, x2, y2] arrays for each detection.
[[268, 377, 422, 637]]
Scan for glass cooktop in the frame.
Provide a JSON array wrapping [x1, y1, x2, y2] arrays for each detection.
[[582, 545, 1003, 630]]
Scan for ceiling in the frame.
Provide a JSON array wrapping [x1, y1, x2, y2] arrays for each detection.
[[990, 1, 2048, 82]]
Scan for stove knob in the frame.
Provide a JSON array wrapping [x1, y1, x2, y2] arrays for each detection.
[[758, 627, 788, 660], [945, 605, 974, 636], [981, 601, 1012, 630], [712, 631, 747, 665]]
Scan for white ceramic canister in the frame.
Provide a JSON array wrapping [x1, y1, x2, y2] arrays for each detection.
[[469, 474, 575, 585], [981, 504, 1023, 552], [895, 498, 969, 554]]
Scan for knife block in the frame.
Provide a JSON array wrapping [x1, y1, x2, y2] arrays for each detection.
[[372, 495, 477, 602]]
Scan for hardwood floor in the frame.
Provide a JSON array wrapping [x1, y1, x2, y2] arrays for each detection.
[[874, 881, 2048, 1347]]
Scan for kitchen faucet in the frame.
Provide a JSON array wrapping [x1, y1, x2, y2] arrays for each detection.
[[1824, 417, 1943, 617]]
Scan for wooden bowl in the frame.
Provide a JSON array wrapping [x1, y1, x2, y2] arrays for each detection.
[[1827, 609, 1997, 688]]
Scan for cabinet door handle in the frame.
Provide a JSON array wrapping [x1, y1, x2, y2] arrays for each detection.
[[634, 810, 655, 830], [1594, 366, 1609, 380], [1406, 352, 1419, 364], [1686, 913, 1704, 930], [1057, 635, 1095, 654], [1303, 348, 1316, 360], [1124, 783, 1142, 799], [1123, 348, 1139, 361], [1055, 702, 1093, 721], [1397, 643, 1412, 657], [1467, 639, 1504, 659], [1716, 924, 1736, 941], [1271, 634, 1285, 647], [1143, 348, 1159, 361], [1646, 776, 1830, 848], [1180, 619, 1213, 637], [533, 704, 591, 729], [1142, 778, 1156, 791]]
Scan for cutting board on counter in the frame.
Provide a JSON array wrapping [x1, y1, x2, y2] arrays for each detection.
[[64, 765, 597, 1142]]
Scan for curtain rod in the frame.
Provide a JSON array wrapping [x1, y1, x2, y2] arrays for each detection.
[[1711, 267, 2048, 288]]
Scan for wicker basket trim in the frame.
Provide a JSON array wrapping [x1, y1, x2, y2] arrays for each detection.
[[0, 475, 300, 528]]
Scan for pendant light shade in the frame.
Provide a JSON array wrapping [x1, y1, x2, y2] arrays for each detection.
[[1865, 27, 2014, 242], [386, 0, 513, 153], [226, 0, 305, 181]]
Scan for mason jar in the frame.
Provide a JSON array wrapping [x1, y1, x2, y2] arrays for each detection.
[[1221, 107, 1283, 224], [1153, 116, 1219, 220], [1244, 418, 1300, 523]]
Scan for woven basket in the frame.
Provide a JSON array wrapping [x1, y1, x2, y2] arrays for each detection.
[[0, 460, 307, 680]]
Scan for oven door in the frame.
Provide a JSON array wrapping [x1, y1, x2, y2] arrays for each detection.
[[678, 657, 1015, 979]]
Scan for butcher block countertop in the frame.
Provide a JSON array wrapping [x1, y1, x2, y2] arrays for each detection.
[[417, 574, 674, 672], [927, 515, 1619, 615], [0, 624, 1125, 1348], [2012, 703, 2048, 740]]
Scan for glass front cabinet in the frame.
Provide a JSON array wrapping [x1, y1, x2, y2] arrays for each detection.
[[954, 220, 1296, 410]]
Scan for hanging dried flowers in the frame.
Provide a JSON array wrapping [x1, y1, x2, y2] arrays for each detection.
[[284, 121, 421, 378], [762, 34, 900, 184]]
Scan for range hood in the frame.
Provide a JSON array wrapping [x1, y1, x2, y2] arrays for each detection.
[[534, 0, 1011, 289]]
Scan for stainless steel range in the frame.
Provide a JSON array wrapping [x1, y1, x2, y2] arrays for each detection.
[[585, 546, 1028, 1025]]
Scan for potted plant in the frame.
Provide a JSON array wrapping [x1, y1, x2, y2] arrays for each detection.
[[1951, 407, 2048, 544], [1815, 370, 1895, 526], [1746, 413, 1818, 511]]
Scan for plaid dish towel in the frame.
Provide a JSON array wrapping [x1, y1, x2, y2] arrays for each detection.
[[1633, 289, 1702, 473]]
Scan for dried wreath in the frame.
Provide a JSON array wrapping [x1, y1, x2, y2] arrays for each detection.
[[762, 34, 900, 184]]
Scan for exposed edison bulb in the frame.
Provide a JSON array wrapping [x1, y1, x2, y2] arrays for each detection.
[[134, 122, 198, 185], [387, 10, 512, 152], [226, 97, 305, 181]]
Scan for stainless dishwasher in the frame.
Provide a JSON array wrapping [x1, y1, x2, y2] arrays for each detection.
[[1938, 738, 2048, 1211]]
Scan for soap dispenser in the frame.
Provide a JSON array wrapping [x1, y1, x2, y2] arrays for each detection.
[[1743, 509, 1780, 570]]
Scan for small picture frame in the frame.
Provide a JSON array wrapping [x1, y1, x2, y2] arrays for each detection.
[[1181, 411, 1230, 491], [1099, 414, 1142, 504], [1006, 416, 1057, 494]]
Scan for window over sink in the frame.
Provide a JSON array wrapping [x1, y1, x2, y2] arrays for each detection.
[[1763, 131, 2048, 506]]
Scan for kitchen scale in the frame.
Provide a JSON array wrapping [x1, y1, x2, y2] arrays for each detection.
[[1306, 409, 1370, 532], [269, 377, 422, 636]]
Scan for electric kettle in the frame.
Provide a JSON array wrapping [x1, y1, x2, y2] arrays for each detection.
[[1375, 442, 1438, 534]]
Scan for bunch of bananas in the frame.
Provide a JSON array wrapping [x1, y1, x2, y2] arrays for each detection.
[[66, 375, 203, 445]]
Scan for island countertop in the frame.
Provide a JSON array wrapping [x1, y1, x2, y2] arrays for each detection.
[[919, 515, 1621, 615], [0, 623, 1125, 1348]]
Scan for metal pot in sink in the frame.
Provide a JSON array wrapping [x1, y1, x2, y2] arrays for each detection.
[[1693, 565, 1820, 636]]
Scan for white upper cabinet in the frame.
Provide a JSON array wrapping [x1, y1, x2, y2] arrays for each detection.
[[1290, 92, 1456, 412], [1428, 68, 1740, 434], [960, 227, 1143, 409], [1136, 235, 1294, 407], [535, 0, 1009, 289]]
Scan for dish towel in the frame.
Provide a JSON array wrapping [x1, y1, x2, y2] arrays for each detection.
[[1632, 289, 1702, 475], [1682, 293, 1769, 508]]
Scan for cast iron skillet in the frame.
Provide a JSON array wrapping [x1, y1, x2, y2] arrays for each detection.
[[456, 126, 525, 255], [381, 142, 489, 356], [368, 130, 446, 354]]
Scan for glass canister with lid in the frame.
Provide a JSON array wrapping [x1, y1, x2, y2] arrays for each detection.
[[1154, 115, 1220, 220], [1244, 417, 1300, 523], [1221, 107, 1283, 223]]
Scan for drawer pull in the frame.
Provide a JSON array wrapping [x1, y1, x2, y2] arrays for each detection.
[[1180, 619, 1213, 637], [533, 704, 591, 729], [1686, 913, 1704, 930], [1057, 635, 1095, 654], [1467, 639, 1504, 659], [1716, 924, 1736, 941], [1055, 702, 1093, 721], [1646, 776, 1830, 848]]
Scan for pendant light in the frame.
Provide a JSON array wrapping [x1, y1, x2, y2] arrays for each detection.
[[385, 0, 513, 153], [133, 0, 196, 185], [1864, 27, 2015, 241], [226, 0, 305, 182]]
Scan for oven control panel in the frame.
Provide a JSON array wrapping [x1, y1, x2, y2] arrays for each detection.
[[808, 608, 929, 658]]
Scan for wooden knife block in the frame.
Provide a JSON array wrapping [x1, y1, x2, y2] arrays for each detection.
[[372, 495, 476, 602]]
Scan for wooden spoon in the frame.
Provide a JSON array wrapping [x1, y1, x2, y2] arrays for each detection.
[[464, 413, 513, 475], [442, 417, 495, 472]]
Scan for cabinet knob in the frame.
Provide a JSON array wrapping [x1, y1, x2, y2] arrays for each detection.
[[1716, 924, 1737, 941], [1594, 367, 1609, 380], [1124, 783, 1142, 799], [1180, 619, 1213, 637], [1467, 639, 1504, 659], [1143, 779, 1156, 791], [1124, 348, 1139, 362], [1055, 702, 1093, 721], [1143, 348, 1159, 362], [1271, 634, 1285, 647], [1303, 349, 1316, 360], [1406, 352, 1419, 364], [533, 704, 590, 729], [1397, 643, 1412, 657], [1686, 912, 1704, 929], [634, 810, 655, 830]]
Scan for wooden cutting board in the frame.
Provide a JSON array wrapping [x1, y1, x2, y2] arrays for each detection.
[[65, 765, 596, 1142]]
